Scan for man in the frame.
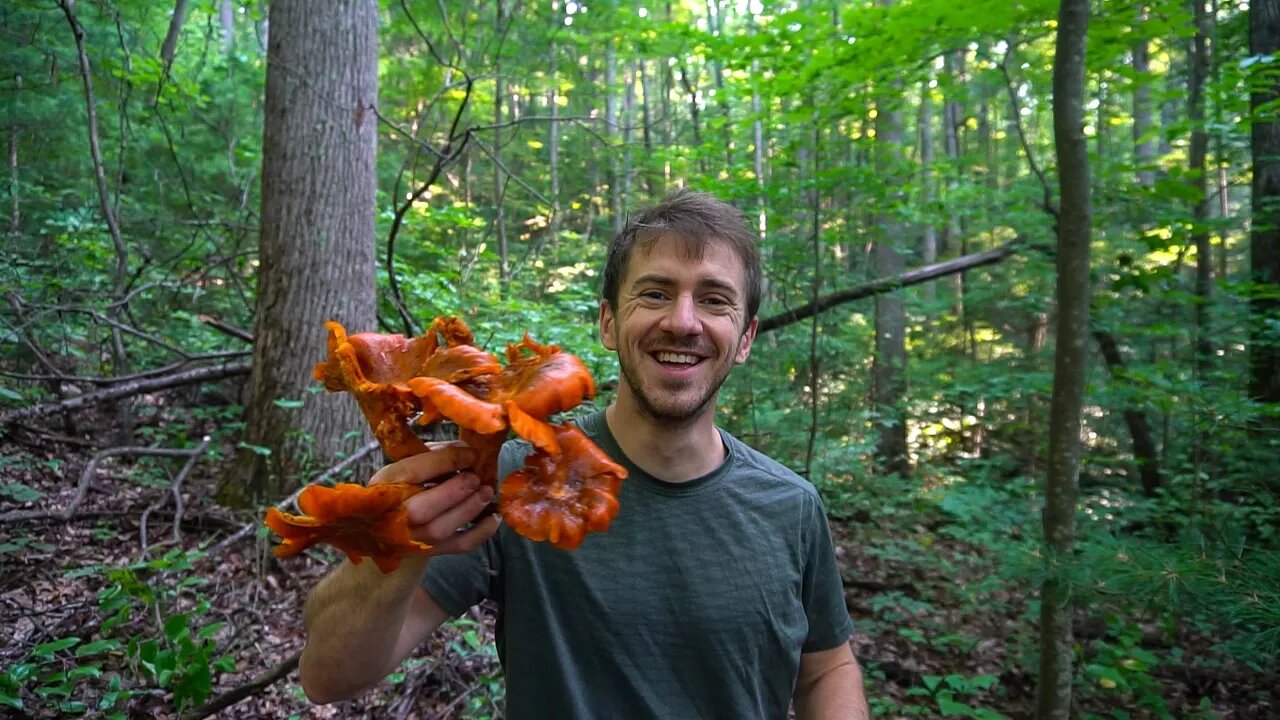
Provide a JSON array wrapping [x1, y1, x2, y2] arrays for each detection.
[[298, 190, 869, 718]]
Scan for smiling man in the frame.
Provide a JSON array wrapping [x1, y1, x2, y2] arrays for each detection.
[[297, 190, 868, 719]]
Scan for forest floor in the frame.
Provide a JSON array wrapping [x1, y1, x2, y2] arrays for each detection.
[[0, 411, 1274, 719]]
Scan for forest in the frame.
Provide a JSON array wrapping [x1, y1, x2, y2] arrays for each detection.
[[2, 0, 1278, 717]]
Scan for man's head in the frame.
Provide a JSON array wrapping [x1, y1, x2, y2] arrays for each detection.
[[599, 190, 762, 425], [601, 189, 762, 325]]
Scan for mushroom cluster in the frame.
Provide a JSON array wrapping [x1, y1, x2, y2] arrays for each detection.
[[264, 318, 626, 572]]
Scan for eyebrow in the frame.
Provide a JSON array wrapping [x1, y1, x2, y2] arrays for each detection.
[[629, 273, 740, 298]]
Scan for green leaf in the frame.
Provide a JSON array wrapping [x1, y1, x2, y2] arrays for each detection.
[[164, 614, 189, 643], [0, 386, 25, 402], [237, 441, 272, 457], [0, 483, 41, 503], [32, 637, 80, 658], [938, 694, 973, 716], [273, 398, 305, 409], [75, 639, 121, 657]]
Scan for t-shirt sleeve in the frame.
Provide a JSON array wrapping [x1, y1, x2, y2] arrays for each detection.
[[799, 492, 854, 653], [420, 439, 532, 616]]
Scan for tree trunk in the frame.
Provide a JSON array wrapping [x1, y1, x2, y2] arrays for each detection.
[[872, 0, 910, 477], [606, 41, 623, 236], [1037, 1, 1091, 718], [494, 0, 509, 298], [160, 0, 191, 73], [920, 77, 937, 306], [1093, 329, 1163, 495], [1133, 11, 1156, 189], [229, 0, 379, 502], [1251, 0, 1280, 428], [1189, 0, 1214, 372]]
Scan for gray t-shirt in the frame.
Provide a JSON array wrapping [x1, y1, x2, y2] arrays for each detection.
[[423, 410, 853, 719]]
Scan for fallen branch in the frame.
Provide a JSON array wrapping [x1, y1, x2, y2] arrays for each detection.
[[757, 242, 1020, 334], [0, 443, 210, 524], [180, 650, 301, 720], [0, 361, 250, 424], [140, 437, 210, 551]]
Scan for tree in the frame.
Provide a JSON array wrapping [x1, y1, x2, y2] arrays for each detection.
[[1251, 0, 1280, 433], [228, 0, 379, 501], [1037, 0, 1091, 717]]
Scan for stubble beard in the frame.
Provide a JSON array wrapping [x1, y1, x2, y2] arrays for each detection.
[[618, 352, 732, 427]]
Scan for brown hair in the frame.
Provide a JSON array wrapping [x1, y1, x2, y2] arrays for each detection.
[[601, 189, 762, 322]]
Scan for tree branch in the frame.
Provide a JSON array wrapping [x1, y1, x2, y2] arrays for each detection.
[[757, 242, 1018, 334]]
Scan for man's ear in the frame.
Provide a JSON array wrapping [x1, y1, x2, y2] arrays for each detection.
[[734, 317, 758, 364], [599, 300, 618, 351]]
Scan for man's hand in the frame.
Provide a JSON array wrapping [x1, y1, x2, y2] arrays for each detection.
[[299, 443, 499, 704], [367, 443, 501, 557]]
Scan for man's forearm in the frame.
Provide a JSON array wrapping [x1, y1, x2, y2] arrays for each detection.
[[794, 657, 870, 720], [298, 556, 429, 703]]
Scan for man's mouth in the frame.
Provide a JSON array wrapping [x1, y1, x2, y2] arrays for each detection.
[[653, 351, 703, 366]]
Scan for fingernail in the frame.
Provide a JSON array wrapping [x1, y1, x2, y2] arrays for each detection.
[[462, 473, 480, 490], [477, 486, 494, 502]]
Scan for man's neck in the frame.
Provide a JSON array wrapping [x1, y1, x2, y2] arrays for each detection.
[[604, 400, 726, 483]]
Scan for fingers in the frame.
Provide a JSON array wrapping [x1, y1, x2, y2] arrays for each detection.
[[428, 514, 501, 556], [405, 474, 494, 543], [370, 445, 476, 487]]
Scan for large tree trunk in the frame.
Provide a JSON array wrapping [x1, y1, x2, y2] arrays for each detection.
[[1037, 0, 1091, 717], [1251, 0, 1280, 430], [230, 0, 378, 502], [871, 0, 910, 477]]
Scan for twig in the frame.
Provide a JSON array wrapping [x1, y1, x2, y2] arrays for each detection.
[[140, 437, 210, 551], [198, 315, 254, 343], [58, 0, 129, 295], [998, 50, 1058, 220], [0, 361, 250, 424], [0, 444, 209, 524], [179, 650, 301, 720]]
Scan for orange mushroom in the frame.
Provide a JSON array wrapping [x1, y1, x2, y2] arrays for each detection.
[[499, 423, 627, 550], [264, 319, 626, 571], [264, 481, 427, 573]]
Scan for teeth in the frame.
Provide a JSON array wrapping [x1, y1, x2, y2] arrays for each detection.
[[656, 352, 699, 365]]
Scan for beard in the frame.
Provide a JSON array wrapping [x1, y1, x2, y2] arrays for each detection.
[[617, 348, 734, 426]]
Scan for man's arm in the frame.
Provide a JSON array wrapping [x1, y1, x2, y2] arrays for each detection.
[[297, 447, 499, 704], [793, 641, 870, 720]]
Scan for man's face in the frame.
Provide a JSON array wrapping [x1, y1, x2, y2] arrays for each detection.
[[599, 235, 758, 425]]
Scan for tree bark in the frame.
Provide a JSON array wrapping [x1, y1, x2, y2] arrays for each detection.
[[871, 0, 910, 477], [1037, 1, 1091, 718], [920, 77, 937, 305], [1251, 0, 1280, 427], [1189, 0, 1214, 372], [1132, 9, 1156, 189], [160, 0, 191, 73], [494, 0, 509, 298], [230, 0, 378, 502], [1093, 329, 1163, 495]]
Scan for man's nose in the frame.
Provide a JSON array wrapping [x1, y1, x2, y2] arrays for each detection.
[[660, 294, 701, 335]]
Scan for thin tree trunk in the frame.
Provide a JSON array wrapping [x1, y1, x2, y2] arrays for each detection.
[[160, 0, 191, 73], [548, 0, 561, 241], [1189, 0, 1214, 371], [220, 0, 236, 54], [7, 105, 17, 233], [1133, 11, 1156, 189], [920, 77, 937, 306], [494, 0, 509, 298], [1093, 329, 1164, 495], [606, 40, 622, 235], [1250, 0, 1280, 429], [871, 0, 909, 477], [1037, 1, 1091, 718]]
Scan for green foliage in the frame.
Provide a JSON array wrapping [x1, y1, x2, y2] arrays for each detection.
[[4, 550, 233, 715]]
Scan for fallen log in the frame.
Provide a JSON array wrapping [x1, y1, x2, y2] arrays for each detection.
[[0, 361, 250, 425]]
